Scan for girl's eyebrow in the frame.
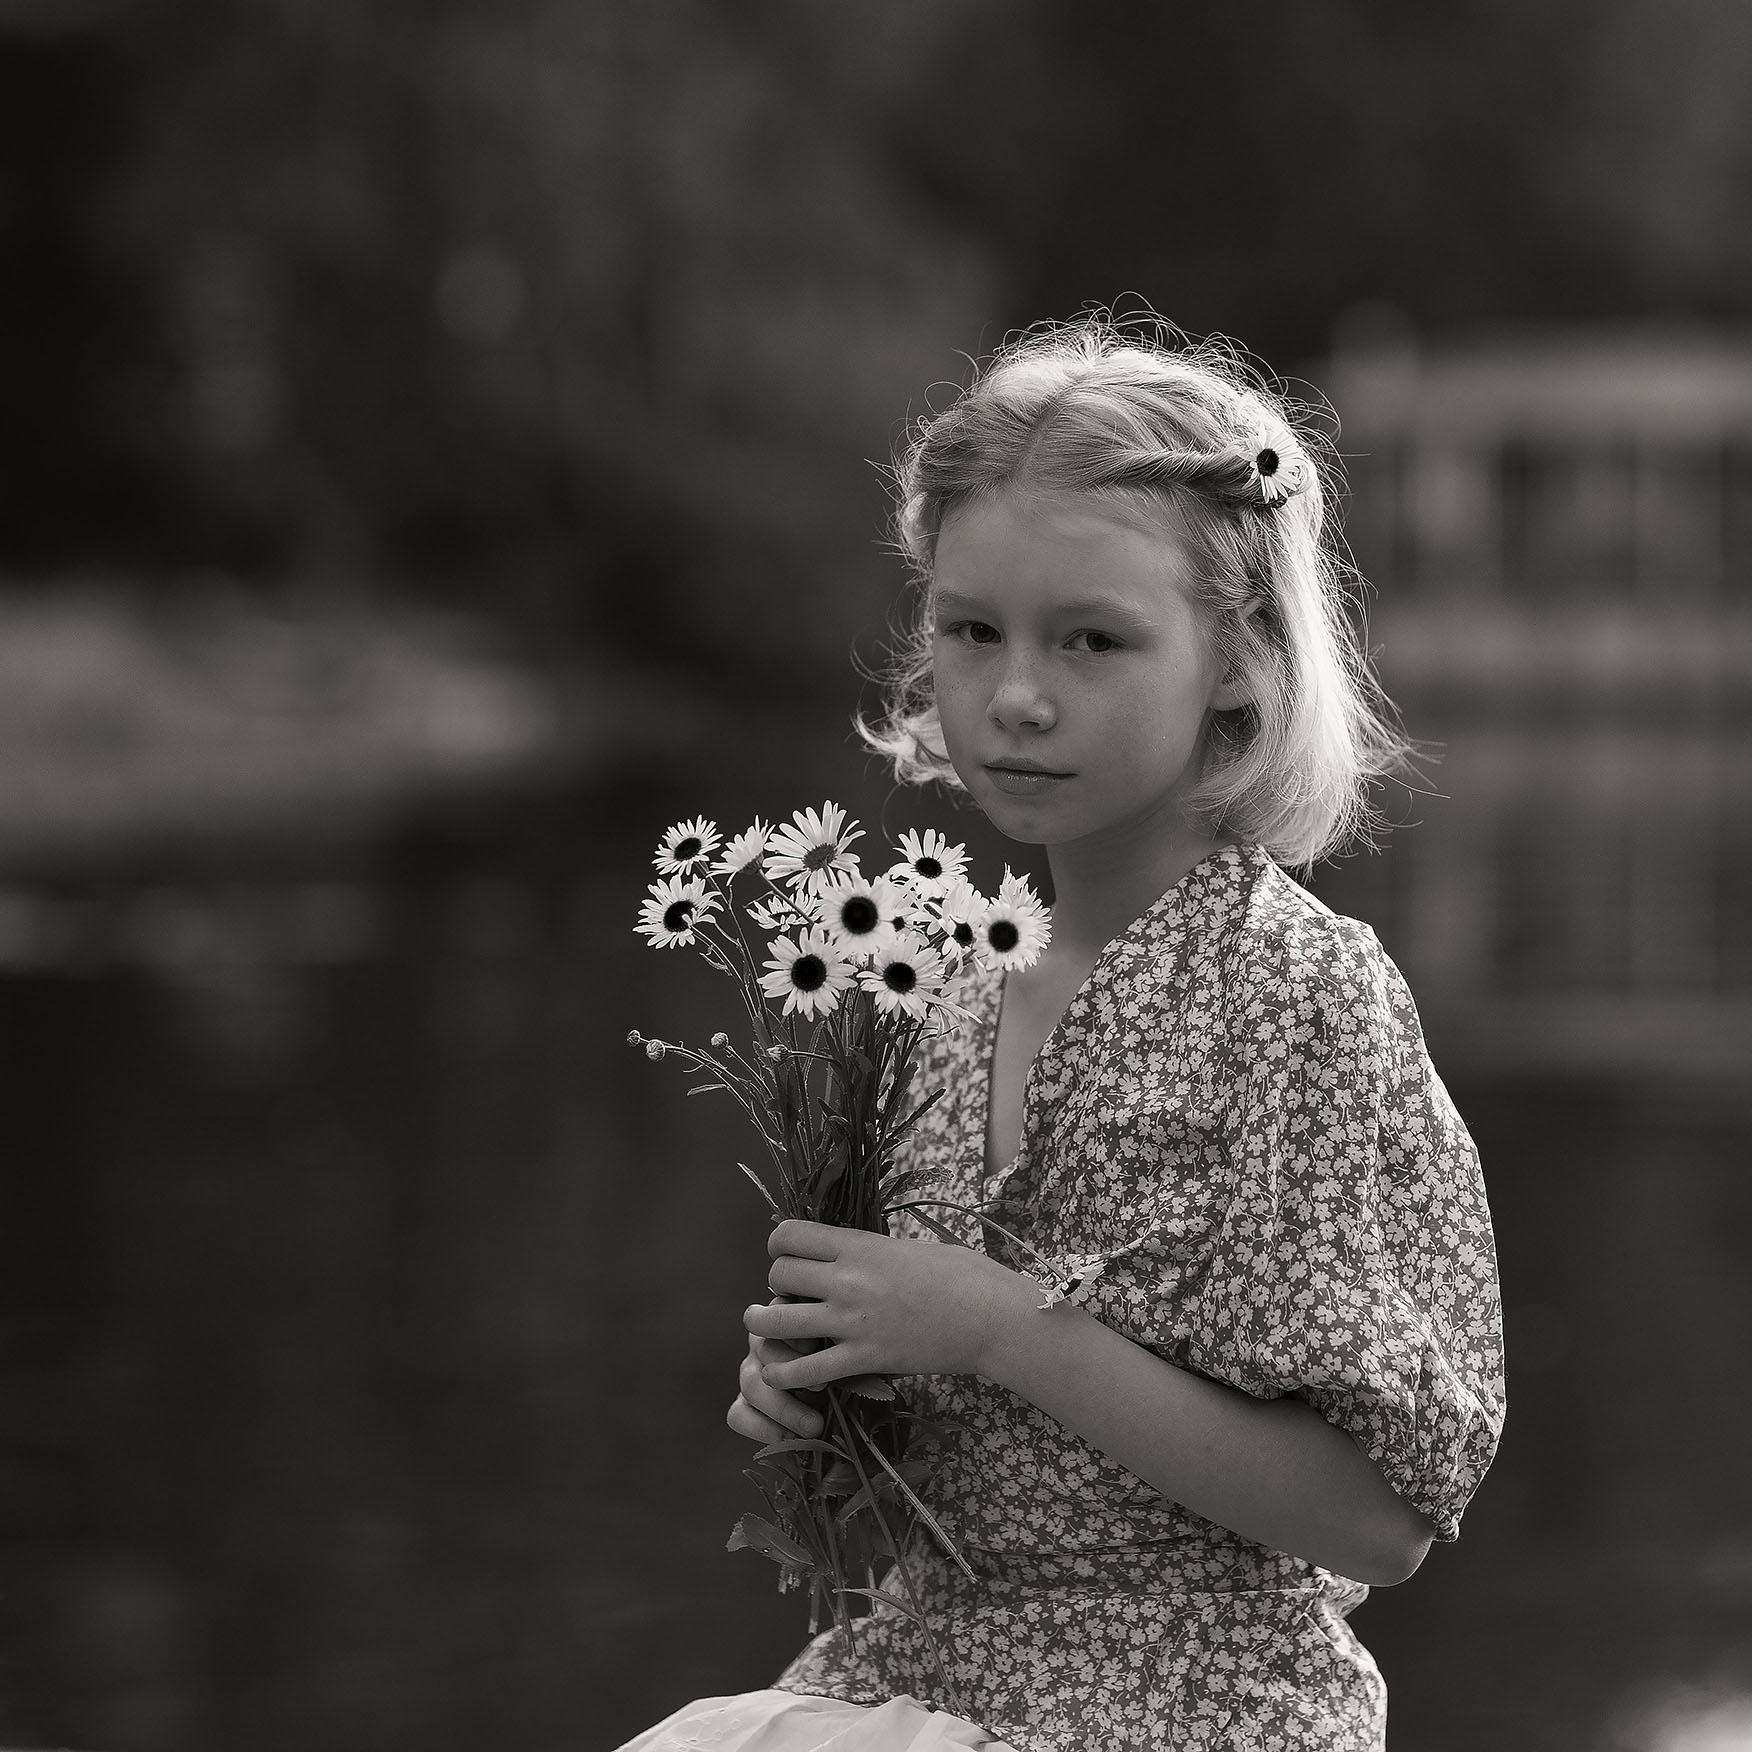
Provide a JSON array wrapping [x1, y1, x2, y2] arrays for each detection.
[[935, 588, 1156, 633], [931, 589, 990, 614], [1055, 597, 1155, 629]]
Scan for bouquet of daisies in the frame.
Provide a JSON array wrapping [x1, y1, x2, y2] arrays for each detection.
[[629, 802, 1050, 1690]]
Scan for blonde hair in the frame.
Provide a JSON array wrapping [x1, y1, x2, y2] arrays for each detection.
[[858, 317, 1411, 869]]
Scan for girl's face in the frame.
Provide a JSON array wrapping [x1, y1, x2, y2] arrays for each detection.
[[931, 489, 1244, 859]]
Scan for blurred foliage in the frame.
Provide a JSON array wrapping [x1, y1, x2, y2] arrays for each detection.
[[0, 1, 1002, 687], [4, 0, 1752, 695], [948, 0, 1752, 354]]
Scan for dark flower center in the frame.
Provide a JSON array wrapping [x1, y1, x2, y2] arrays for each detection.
[[790, 954, 827, 992], [1256, 447, 1279, 477], [883, 962, 917, 994], [952, 922, 974, 947], [915, 856, 942, 878], [803, 843, 839, 871], [840, 896, 879, 934], [663, 900, 695, 931], [987, 919, 1020, 954], [671, 836, 702, 862]]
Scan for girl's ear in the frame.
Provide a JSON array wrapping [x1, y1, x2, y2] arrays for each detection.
[[1211, 673, 1252, 712], [1209, 596, 1261, 712]]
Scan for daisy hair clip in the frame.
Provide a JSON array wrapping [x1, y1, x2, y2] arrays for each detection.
[[1238, 413, 1314, 508]]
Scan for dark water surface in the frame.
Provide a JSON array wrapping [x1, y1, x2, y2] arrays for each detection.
[[2, 745, 1748, 1751]]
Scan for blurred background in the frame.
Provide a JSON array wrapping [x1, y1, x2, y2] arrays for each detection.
[[0, 1, 1748, 1748]]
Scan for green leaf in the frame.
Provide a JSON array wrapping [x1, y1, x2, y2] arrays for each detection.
[[878, 1166, 930, 1207], [739, 1464, 805, 1506], [836, 1478, 891, 1523], [726, 1513, 816, 1568], [818, 1461, 860, 1496], [752, 1437, 851, 1462], [834, 1373, 896, 1401], [754, 1468, 811, 1512], [895, 1206, 972, 1248], [891, 1087, 947, 1135], [737, 1163, 781, 1216]]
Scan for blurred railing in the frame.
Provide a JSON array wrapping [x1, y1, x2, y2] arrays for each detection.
[[1312, 328, 1752, 1077]]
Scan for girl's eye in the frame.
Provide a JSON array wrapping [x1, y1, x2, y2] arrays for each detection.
[[1069, 629, 1122, 654], [944, 620, 1001, 646]]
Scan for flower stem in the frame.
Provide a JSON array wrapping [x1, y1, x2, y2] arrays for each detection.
[[828, 1394, 966, 1720]]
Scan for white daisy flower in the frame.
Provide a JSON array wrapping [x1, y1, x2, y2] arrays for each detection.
[[1033, 1252, 1111, 1310], [887, 828, 969, 896], [858, 932, 947, 1020], [712, 819, 772, 878], [653, 816, 721, 875], [1240, 418, 1313, 507], [930, 878, 989, 964], [763, 802, 864, 894], [759, 927, 856, 1019], [975, 868, 1051, 971], [818, 873, 905, 962], [635, 875, 720, 949], [1030, 1228, 1152, 1307]]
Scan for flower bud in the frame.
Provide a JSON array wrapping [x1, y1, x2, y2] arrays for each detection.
[[645, 1040, 667, 1061], [711, 1032, 730, 1049], [627, 1030, 644, 1046]]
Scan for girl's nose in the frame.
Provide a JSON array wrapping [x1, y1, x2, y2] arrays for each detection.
[[989, 663, 1057, 733]]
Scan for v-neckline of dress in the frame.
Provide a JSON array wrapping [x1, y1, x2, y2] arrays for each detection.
[[970, 842, 1250, 1203]]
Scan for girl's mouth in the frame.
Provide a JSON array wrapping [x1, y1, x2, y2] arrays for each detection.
[[984, 764, 1073, 796]]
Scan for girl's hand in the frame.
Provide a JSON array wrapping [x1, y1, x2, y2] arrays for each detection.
[[743, 1219, 1018, 1389], [727, 1321, 826, 1446]]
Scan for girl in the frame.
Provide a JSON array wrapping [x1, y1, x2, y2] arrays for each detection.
[[621, 320, 1505, 1751]]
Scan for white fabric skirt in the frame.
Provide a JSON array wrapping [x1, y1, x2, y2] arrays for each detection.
[[614, 1688, 1021, 1752]]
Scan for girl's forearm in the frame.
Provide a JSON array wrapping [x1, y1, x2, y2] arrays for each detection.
[[976, 1265, 1435, 1586]]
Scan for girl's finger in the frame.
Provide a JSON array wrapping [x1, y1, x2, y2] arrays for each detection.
[[744, 1300, 833, 1342], [738, 1352, 824, 1437], [763, 1341, 852, 1393], [766, 1256, 835, 1299], [751, 1379, 823, 1438], [726, 1395, 791, 1446], [767, 1219, 844, 1262]]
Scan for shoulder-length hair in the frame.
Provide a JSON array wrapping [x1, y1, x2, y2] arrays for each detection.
[[859, 317, 1411, 870]]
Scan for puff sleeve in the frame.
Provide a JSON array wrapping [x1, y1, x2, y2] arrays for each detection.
[[1191, 916, 1506, 1542]]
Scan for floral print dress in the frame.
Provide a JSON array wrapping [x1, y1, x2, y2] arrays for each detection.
[[772, 842, 1506, 1751]]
